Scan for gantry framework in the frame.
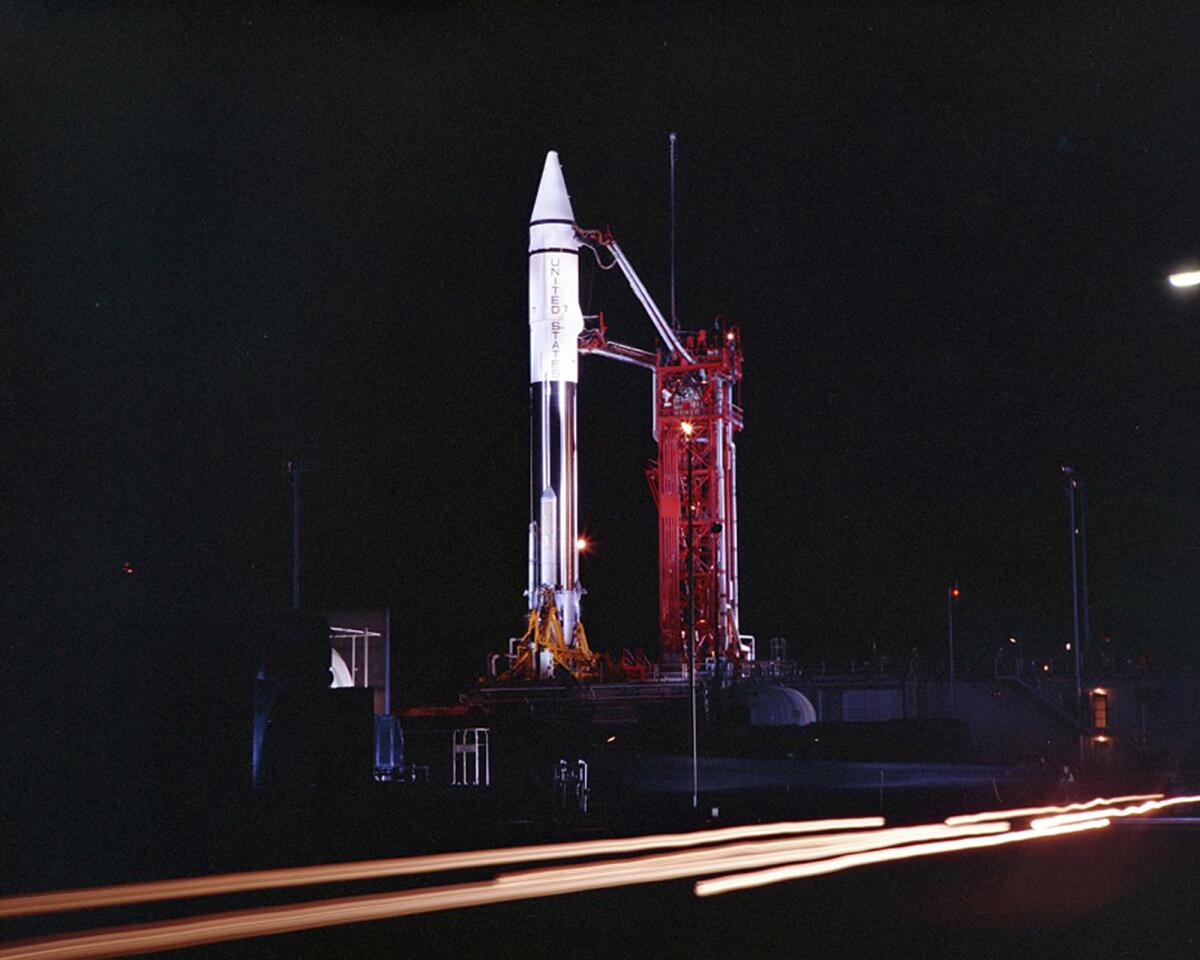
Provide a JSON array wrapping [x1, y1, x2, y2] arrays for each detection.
[[647, 324, 748, 669], [577, 227, 751, 672]]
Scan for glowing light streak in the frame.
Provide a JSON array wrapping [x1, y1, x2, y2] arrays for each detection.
[[0, 822, 1001, 960], [495, 821, 1010, 892], [0, 881, 514, 960], [1031, 794, 1200, 830], [944, 793, 1161, 826], [1111, 817, 1200, 826], [0, 817, 882, 919], [8, 797, 1196, 958], [694, 818, 1110, 897]]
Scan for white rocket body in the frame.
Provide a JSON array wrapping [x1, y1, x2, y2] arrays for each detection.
[[528, 151, 583, 673]]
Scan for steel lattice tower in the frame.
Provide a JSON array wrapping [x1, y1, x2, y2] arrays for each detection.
[[647, 324, 748, 670]]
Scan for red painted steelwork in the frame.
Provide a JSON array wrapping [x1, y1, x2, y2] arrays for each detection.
[[648, 323, 746, 669]]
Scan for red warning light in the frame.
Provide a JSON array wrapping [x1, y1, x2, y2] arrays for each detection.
[[950, 585, 961, 599], [122, 561, 135, 575]]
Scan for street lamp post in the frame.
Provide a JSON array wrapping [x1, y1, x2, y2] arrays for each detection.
[[286, 460, 312, 611], [683, 421, 698, 810], [947, 583, 960, 713], [711, 521, 723, 691], [1063, 467, 1083, 710], [1079, 483, 1091, 677]]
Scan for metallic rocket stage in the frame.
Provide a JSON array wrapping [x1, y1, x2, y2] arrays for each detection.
[[525, 152, 587, 677]]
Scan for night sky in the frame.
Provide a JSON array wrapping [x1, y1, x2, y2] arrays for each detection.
[[8, 3, 1200, 710]]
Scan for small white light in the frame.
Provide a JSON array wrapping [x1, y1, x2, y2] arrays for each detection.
[[1169, 270, 1200, 288]]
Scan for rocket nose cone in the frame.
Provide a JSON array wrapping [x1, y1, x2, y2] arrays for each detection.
[[531, 151, 576, 223]]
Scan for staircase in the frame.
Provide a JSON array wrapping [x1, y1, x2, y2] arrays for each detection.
[[997, 673, 1089, 735]]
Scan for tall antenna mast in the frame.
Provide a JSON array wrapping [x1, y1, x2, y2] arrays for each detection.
[[285, 459, 312, 610], [669, 131, 678, 330]]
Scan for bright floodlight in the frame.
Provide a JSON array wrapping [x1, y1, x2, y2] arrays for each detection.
[[576, 537, 588, 551], [1169, 270, 1200, 288], [681, 421, 694, 437]]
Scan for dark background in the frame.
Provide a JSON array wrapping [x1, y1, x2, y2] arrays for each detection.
[[6, 2, 1200, 721]]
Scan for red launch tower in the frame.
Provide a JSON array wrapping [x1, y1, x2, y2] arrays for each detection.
[[648, 323, 748, 669], [573, 221, 752, 677]]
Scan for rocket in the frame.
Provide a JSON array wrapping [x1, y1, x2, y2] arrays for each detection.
[[527, 151, 584, 668]]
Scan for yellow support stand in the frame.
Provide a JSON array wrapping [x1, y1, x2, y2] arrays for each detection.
[[502, 588, 599, 681]]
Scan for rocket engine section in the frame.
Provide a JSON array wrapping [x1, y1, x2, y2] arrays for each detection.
[[522, 152, 594, 679]]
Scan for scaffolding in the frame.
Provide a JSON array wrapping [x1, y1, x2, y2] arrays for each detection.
[[647, 324, 751, 668], [452, 727, 491, 786]]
